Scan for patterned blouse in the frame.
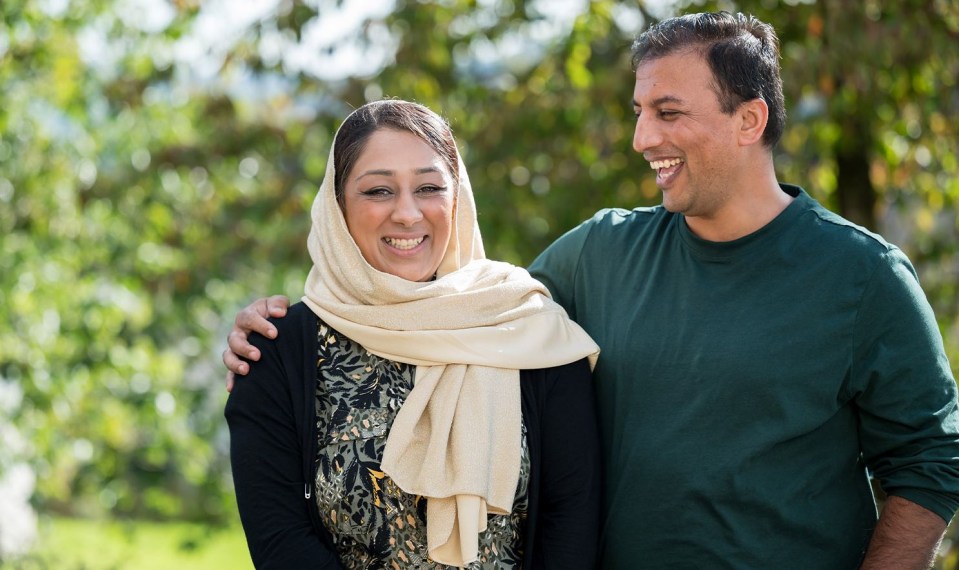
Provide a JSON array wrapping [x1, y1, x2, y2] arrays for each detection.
[[313, 319, 531, 569]]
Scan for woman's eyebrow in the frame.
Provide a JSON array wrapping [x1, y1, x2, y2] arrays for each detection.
[[355, 166, 441, 181], [355, 168, 393, 180]]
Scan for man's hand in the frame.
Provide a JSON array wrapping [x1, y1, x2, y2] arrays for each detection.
[[223, 295, 291, 392]]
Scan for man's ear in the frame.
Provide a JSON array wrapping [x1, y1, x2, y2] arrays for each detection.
[[738, 98, 769, 146]]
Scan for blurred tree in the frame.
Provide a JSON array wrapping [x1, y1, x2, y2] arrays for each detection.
[[1, 0, 957, 560], [0, 0, 326, 527]]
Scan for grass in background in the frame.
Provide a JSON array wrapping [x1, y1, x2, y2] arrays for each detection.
[[2, 517, 253, 570]]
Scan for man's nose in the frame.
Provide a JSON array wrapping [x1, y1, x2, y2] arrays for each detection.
[[632, 114, 663, 153]]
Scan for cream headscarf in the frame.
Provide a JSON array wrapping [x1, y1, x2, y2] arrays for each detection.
[[302, 103, 599, 567]]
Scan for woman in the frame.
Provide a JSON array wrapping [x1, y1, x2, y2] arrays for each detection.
[[225, 100, 601, 569]]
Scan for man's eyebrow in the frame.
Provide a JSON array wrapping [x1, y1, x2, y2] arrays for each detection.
[[632, 95, 685, 108]]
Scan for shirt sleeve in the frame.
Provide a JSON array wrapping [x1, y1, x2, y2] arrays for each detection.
[[225, 323, 344, 569], [850, 248, 959, 523], [528, 214, 599, 319]]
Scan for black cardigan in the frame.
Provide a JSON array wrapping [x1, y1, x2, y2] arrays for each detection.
[[226, 302, 601, 569]]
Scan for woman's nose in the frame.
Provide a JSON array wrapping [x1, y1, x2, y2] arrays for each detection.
[[391, 191, 423, 226]]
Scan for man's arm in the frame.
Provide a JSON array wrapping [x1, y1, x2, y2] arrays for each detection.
[[527, 212, 599, 317], [851, 250, 959, 567], [223, 295, 290, 391], [860, 495, 947, 570]]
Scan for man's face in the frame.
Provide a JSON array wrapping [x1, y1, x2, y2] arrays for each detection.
[[632, 49, 742, 219]]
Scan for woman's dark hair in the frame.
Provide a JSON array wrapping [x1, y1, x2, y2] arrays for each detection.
[[631, 11, 786, 149], [333, 99, 460, 201]]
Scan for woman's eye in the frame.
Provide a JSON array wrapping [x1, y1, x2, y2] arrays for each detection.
[[418, 185, 447, 194], [362, 187, 391, 197]]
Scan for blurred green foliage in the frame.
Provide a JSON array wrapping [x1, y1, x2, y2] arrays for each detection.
[[1, 0, 957, 559], [3, 517, 251, 569]]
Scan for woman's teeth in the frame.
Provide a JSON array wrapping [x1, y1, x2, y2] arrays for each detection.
[[384, 237, 425, 250]]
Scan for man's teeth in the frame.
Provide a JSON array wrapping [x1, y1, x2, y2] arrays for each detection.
[[650, 158, 684, 170], [384, 237, 425, 250]]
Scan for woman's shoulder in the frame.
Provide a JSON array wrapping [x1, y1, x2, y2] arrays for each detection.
[[278, 300, 317, 327], [251, 301, 316, 342], [282, 302, 354, 340], [519, 358, 592, 393], [242, 301, 319, 365]]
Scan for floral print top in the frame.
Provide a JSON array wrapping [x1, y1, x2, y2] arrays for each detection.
[[313, 319, 530, 569]]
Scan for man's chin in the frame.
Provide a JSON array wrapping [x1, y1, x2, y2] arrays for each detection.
[[660, 194, 683, 213]]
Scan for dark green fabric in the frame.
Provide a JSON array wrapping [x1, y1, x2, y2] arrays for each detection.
[[529, 184, 959, 569]]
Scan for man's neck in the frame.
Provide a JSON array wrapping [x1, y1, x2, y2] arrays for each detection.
[[685, 170, 793, 242]]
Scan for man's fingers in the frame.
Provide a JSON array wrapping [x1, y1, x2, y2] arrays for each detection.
[[227, 330, 260, 360], [266, 294, 289, 317], [222, 346, 252, 375], [235, 305, 278, 339], [221, 295, 287, 388]]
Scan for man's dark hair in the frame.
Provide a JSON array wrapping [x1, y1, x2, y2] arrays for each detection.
[[631, 11, 786, 148], [333, 99, 459, 201]]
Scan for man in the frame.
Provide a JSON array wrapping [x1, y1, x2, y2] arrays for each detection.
[[222, 11, 959, 568]]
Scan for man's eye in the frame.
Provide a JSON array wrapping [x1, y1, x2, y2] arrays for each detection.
[[659, 111, 679, 119]]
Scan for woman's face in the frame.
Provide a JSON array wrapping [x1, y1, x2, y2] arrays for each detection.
[[340, 128, 455, 282]]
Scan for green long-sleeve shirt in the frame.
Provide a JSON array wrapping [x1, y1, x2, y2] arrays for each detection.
[[529, 184, 959, 569]]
